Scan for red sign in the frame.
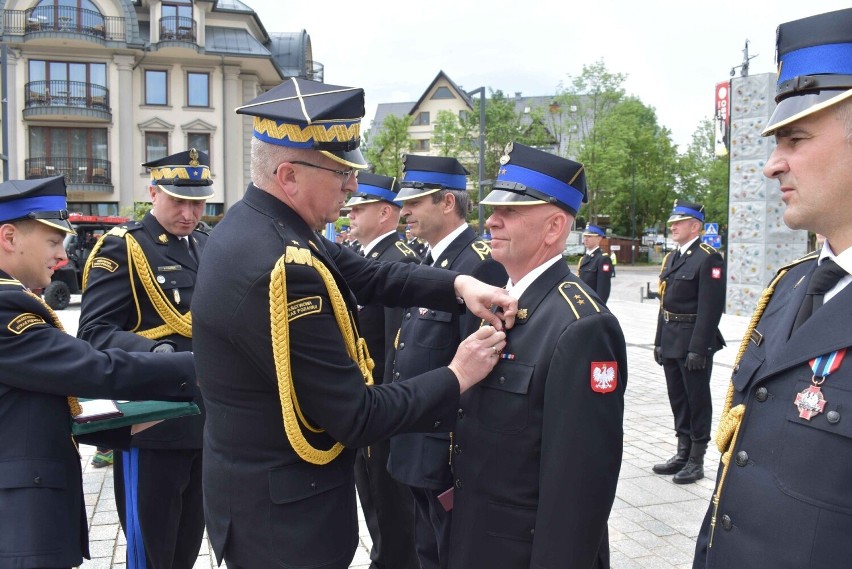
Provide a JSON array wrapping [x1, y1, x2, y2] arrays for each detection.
[[714, 81, 730, 157]]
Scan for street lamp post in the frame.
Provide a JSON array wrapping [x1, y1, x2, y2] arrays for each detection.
[[631, 156, 637, 264], [467, 87, 486, 234]]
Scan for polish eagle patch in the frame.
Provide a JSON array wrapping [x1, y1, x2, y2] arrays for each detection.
[[591, 361, 618, 393]]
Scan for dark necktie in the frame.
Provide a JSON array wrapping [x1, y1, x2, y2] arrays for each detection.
[[181, 237, 196, 262], [672, 249, 681, 264], [423, 251, 434, 266], [792, 258, 847, 332]]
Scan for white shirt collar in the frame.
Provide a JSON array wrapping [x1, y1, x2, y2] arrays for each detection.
[[820, 241, 852, 303], [361, 230, 398, 257], [505, 255, 563, 299], [586, 246, 600, 255], [679, 236, 700, 255], [425, 222, 468, 265]]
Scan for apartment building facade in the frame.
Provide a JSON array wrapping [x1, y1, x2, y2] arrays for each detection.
[[0, 0, 320, 221]]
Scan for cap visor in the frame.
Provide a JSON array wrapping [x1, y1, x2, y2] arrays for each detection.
[[480, 189, 547, 206], [157, 185, 214, 200], [668, 214, 697, 223], [763, 88, 852, 136], [320, 148, 368, 170], [396, 186, 443, 202], [38, 218, 75, 234], [344, 195, 380, 207]]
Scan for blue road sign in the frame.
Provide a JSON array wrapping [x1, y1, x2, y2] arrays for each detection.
[[702, 234, 722, 249], [704, 223, 719, 235]]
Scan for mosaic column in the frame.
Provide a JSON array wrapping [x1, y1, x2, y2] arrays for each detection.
[[726, 73, 808, 316]]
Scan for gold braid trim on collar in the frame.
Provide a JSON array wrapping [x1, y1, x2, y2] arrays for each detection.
[[270, 253, 374, 465]]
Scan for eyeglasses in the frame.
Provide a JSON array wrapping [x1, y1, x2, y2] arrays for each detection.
[[285, 160, 357, 189]]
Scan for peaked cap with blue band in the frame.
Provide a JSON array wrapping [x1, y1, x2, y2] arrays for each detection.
[[396, 155, 469, 201], [480, 142, 587, 215], [763, 8, 852, 136], [344, 172, 401, 208], [143, 148, 214, 200], [667, 199, 705, 223], [583, 224, 606, 237], [0, 176, 74, 234], [236, 78, 368, 170]]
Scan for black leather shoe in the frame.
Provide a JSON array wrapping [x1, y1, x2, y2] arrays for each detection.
[[652, 435, 691, 474], [672, 458, 704, 484]]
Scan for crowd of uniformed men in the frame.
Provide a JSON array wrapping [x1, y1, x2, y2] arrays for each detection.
[[1, 7, 851, 569]]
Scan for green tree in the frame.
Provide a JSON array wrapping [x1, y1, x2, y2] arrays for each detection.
[[362, 114, 413, 180], [677, 118, 729, 230], [432, 110, 469, 158]]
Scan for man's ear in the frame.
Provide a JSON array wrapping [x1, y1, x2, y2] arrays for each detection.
[[275, 162, 299, 197], [0, 223, 17, 252]]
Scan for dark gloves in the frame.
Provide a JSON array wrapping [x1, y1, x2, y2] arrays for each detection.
[[685, 352, 707, 371], [654, 346, 664, 366], [151, 341, 176, 353]]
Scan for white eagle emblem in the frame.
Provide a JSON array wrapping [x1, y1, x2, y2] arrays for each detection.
[[590, 362, 618, 393]]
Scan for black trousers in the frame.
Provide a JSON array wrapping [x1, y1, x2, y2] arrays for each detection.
[[410, 486, 452, 569], [662, 356, 714, 443], [114, 447, 205, 569], [354, 441, 419, 569]]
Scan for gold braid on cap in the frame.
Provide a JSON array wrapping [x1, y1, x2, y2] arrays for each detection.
[[269, 250, 374, 465], [83, 228, 192, 339], [26, 291, 82, 417]]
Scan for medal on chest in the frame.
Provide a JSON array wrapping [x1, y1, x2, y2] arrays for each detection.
[[794, 349, 846, 420]]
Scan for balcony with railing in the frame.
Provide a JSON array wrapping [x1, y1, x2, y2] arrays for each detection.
[[159, 16, 196, 43], [25, 157, 112, 190], [3, 6, 125, 42], [24, 80, 110, 120]]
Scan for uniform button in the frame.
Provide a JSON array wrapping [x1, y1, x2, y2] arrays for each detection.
[[405, 312, 411, 320], [433, 421, 441, 429], [179, 382, 188, 391], [498, 376, 506, 384], [398, 342, 405, 350], [530, 528, 535, 536], [755, 387, 768, 402], [455, 479, 463, 489], [33, 476, 42, 485], [310, 482, 317, 489], [457, 409, 464, 419], [721, 514, 732, 531], [735, 451, 749, 467], [827, 410, 841, 424], [393, 372, 400, 380], [430, 310, 436, 316], [453, 444, 461, 455], [734, 364, 740, 373]]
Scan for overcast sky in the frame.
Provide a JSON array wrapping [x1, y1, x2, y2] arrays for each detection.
[[242, 0, 849, 150]]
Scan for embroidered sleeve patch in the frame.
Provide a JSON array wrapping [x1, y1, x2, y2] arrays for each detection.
[[7, 313, 47, 334], [91, 257, 119, 272], [602, 264, 611, 272], [591, 361, 618, 393], [711, 267, 722, 280], [288, 296, 322, 322]]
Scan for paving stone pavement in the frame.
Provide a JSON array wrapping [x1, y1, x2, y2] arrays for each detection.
[[59, 265, 749, 568]]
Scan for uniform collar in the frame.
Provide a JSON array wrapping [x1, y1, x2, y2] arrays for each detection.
[[425, 222, 468, 263], [678, 236, 700, 255], [506, 255, 563, 299], [361, 230, 398, 257]]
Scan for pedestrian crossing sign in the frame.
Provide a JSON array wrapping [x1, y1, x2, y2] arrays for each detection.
[[704, 223, 719, 235]]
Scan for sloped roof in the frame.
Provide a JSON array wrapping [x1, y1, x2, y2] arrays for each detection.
[[368, 101, 415, 141], [410, 70, 473, 113], [206, 26, 272, 57]]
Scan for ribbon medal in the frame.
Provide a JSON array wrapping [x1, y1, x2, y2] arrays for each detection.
[[795, 349, 846, 420]]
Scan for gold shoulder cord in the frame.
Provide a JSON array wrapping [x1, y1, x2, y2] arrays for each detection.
[[708, 267, 788, 547], [25, 291, 82, 418], [83, 231, 191, 339], [269, 254, 374, 465], [658, 252, 671, 300]]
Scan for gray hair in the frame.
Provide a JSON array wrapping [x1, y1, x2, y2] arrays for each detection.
[[250, 138, 314, 188], [430, 189, 472, 220]]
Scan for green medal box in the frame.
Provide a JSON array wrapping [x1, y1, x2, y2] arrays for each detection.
[[71, 399, 200, 436]]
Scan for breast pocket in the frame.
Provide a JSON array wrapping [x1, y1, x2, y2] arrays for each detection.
[[155, 270, 195, 307], [776, 375, 852, 513], [414, 309, 455, 349], [475, 361, 534, 433], [0, 459, 67, 554]]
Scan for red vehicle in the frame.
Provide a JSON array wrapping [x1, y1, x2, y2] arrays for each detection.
[[44, 213, 130, 309]]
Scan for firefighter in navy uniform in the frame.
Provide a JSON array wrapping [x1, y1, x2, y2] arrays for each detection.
[[652, 200, 725, 484], [0, 176, 197, 569], [448, 143, 627, 569], [346, 173, 420, 569], [694, 9, 852, 568], [578, 224, 613, 303], [406, 226, 429, 258], [77, 149, 213, 568], [190, 78, 514, 569], [389, 154, 508, 569]]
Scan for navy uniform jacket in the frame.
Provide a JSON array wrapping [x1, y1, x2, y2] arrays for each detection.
[[77, 212, 207, 449], [694, 255, 852, 568], [192, 185, 470, 569], [578, 248, 613, 303], [655, 241, 726, 359], [448, 261, 626, 568], [388, 226, 507, 489], [0, 271, 196, 568], [359, 233, 420, 383]]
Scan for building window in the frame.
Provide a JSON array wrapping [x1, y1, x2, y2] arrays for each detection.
[[459, 110, 469, 122], [412, 112, 430, 126], [145, 70, 167, 105], [31, 0, 105, 33], [27, 60, 107, 108], [187, 72, 209, 107], [67, 202, 119, 216], [431, 86, 454, 99], [161, 1, 193, 40], [187, 133, 210, 161], [28, 127, 108, 183], [145, 132, 169, 163], [412, 139, 430, 152]]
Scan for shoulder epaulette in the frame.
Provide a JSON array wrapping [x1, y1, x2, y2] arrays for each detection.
[[602, 252, 610, 257], [557, 281, 602, 321], [471, 239, 491, 261], [106, 226, 129, 239], [0, 277, 23, 290], [699, 243, 718, 255], [395, 241, 418, 258], [778, 251, 820, 273]]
